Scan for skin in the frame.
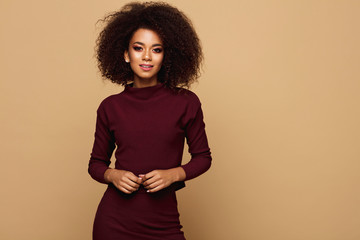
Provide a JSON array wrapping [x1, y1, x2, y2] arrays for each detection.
[[124, 28, 164, 88], [104, 28, 186, 194]]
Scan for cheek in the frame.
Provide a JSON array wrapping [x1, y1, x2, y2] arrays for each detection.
[[129, 51, 140, 60], [155, 54, 164, 65]]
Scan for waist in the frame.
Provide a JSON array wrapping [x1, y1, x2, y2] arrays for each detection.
[[107, 181, 185, 195]]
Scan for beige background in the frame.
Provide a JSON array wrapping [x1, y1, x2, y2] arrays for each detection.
[[1, 0, 360, 239]]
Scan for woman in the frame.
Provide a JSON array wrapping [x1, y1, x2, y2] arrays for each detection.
[[88, 2, 212, 239]]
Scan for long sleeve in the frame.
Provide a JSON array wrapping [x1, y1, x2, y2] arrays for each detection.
[[181, 95, 212, 181], [88, 84, 212, 185], [88, 101, 116, 184]]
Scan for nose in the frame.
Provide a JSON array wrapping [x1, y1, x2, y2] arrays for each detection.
[[143, 49, 151, 61]]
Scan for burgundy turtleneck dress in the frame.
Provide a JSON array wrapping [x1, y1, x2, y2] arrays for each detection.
[[88, 82, 212, 240]]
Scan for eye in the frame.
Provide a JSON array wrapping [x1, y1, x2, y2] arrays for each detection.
[[133, 46, 142, 51], [153, 48, 163, 53]]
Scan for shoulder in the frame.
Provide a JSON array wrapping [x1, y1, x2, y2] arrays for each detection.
[[169, 88, 202, 115], [97, 92, 122, 112], [172, 87, 201, 105]]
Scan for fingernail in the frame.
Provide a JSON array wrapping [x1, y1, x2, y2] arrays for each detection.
[[146, 190, 150, 193]]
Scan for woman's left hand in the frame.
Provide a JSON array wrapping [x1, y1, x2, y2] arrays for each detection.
[[140, 167, 186, 193]]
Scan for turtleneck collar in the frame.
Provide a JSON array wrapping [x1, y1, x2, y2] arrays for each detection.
[[123, 82, 166, 100]]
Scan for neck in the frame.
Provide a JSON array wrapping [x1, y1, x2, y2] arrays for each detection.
[[132, 79, 159, 88]]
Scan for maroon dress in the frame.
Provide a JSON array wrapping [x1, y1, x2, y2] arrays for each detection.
[[88, 82, 212, 240]]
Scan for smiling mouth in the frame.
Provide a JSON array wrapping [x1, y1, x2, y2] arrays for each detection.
[[140, 64, 153, 68], [139, 64, 154, 70]]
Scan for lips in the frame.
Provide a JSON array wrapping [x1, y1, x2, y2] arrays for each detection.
[[139, 64, 154, 71]]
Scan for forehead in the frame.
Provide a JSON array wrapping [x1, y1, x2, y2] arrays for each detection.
[[130, 28, 163, 45]]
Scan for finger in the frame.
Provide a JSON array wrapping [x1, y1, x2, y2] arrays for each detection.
[[123, 177, 140, 188], [138, 174, 146, 183], [147, 184, 164, 193], [144, 171, 157, 181], [146, 180, 162, 190], [146, 177, 163, 187], [114, 183, 132, 194], [143, 175, 159, 187], [130, 175, 143, 185], [121, 182, 138, 192], [135, 177, 143, 184], [119, 186, 132, 194], [126, 172, 142, 184], [143, 179, 157, 189]]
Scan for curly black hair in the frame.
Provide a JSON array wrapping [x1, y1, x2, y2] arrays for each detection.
[[95, 1, 203, 91]]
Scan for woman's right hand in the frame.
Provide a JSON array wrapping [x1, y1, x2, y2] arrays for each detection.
[[104, 169, 142, 194]]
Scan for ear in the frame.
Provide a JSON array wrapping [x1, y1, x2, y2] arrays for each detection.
[[124, 50, 130, 63]]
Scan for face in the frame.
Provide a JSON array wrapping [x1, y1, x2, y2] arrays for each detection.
[[124, 28, 164, 84]]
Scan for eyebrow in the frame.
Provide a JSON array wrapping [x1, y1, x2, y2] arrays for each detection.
[[133, 42, 163, 47]]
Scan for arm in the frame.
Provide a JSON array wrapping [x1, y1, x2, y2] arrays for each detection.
[[143, 94, 212, 192], [88, 102, 116, 184], [88, 102, 142, 193], [181, 100, 212, 180]]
